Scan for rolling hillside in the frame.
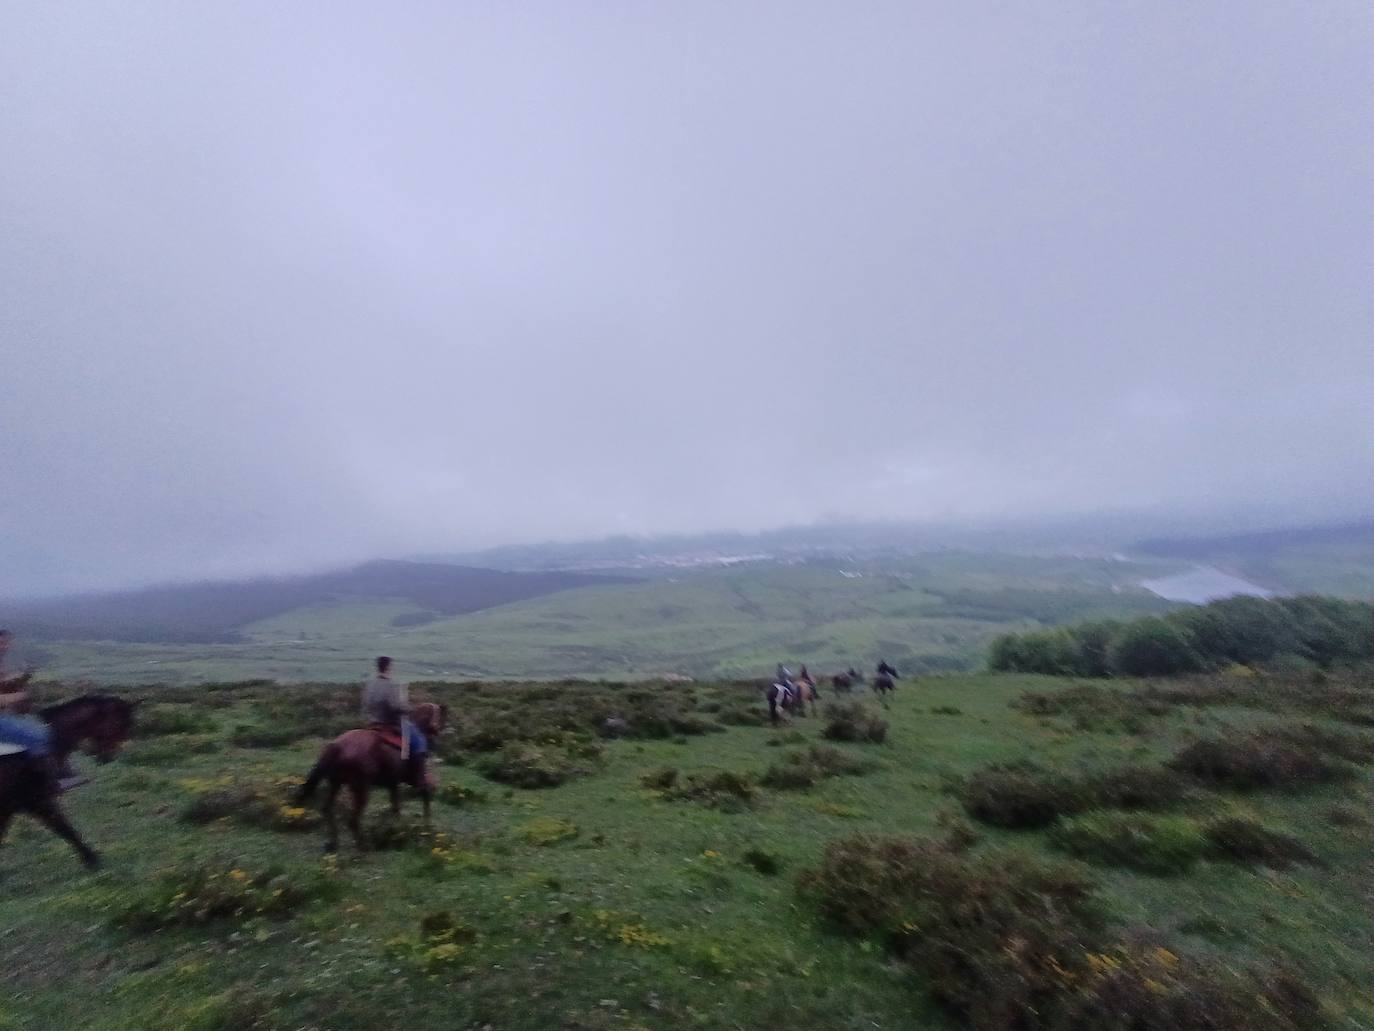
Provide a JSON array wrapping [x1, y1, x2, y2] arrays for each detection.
[[25, 553, 1181, 683], [1, 561, 628, 644]]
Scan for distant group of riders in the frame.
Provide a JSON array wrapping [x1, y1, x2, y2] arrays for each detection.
[[0, 625, 904, 865], [768, 659, 899, 722]]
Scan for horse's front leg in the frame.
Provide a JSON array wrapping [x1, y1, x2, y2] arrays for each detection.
[[388, 783, 401, 815], [322, 781, 341, 854], [347, 781, 369, 851], [33, 801, 100, 870], [421, 792, 431, 827]]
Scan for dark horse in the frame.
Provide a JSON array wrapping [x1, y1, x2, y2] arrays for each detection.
[[298, 702, 447, 853], [831, 668, 865, 693], [872, 673, 897, 703], [0, 695, 137, 870]]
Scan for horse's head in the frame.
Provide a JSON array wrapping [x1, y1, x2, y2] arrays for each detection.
[[45, 695, 139, 763]]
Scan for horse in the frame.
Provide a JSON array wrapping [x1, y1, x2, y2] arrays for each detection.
[[297, 702, 448, 853], [0, 694, 137, 870], [872, 673, 896, 704], [766, 680, 818, 723]]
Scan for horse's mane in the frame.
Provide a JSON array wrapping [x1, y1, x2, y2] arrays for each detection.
[[40, 693, 132, 718]]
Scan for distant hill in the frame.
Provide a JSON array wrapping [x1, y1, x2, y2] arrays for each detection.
[[2, 560, 628, 644]]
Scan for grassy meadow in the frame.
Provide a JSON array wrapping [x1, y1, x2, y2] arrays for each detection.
[[31, 554, 1179, 684], [4, 670, 1374, 1029]]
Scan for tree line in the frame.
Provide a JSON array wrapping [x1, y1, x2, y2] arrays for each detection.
[[988, 595, 1374, 677]]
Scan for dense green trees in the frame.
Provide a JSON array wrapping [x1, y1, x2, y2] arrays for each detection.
[[989, 595, 1374, 677]]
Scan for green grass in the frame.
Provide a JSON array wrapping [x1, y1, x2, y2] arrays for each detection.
[[34, 554, 1180, 683], [5, 672, 1374, 1028]]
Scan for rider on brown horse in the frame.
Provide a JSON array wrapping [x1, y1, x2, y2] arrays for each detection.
[[362, 655, 433, 790], [0, 630, 85, 791]]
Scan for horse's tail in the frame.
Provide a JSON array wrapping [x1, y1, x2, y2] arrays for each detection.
[[297, 742, 340, 802]]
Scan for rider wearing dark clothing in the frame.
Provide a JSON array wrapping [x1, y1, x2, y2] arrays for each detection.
[[877, 660, 899, 679]]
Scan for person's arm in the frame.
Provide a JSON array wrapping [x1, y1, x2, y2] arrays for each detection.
[[394, 682, 412, 714]]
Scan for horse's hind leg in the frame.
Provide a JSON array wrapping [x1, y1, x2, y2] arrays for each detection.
[[33, 802, 100, 870], [322, 780, 342, 854]]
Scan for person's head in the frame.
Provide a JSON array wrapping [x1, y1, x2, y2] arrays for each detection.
[[376, 655, 392, 675]]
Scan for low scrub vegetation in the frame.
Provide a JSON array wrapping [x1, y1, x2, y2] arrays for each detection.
[[1204, 817, 1319, 869], [821, 701, 889, 743], [960, 761, 1188, 829], [799, 833, 1323, 1030], [1052, 812, 1208, 875], [476, 742, 597, 789], [760, 745, 869, 790], [659, 770, 755, 810], [180, 776, 319, 832], [1169, 729, 1359, 792], [113, 860, 340, 930]]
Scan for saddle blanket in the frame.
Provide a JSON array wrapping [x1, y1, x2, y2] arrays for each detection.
[[368, 724, 404, 750]]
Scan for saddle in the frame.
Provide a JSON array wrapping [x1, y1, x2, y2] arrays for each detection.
[[368, 724, 405, 751]]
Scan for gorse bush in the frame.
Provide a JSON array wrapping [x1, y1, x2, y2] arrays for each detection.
[[180, 776, 319, 832], [1051, 812, 1208, 875], [476, 743, 596, 789], [990, 594, 1374, 677], [760, 745, 869, 790], [114, 861, 340, 930], [1169, 729, 1360, 792], [798, 833, 1324, 1030], [822, 702, 888, 744], [662, 770, 755, 810], [1204, 817, 1318, 869], [961, 761, 1188, 830]]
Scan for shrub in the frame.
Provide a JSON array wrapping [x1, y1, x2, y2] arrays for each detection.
[[180, 777, 319, 832], [664, 770, 755, 811], [960, 761, 1085, 829], [761, 745, 869, 791], [741, 848, 783, 876], [1085, 764, 1188, 810], [1170, 731, 1352, 792], [798, 833, 1323, 1030], [639, 766, 679, 791], [477, 744, 591, 789], [1051, 812, 1208, 875], [1108, 618, 1205, 677], [822, 702, 888, 744], [113, 861, 339, 930], [798, 834, 1100, 1022], [1204, 817, 1318, 869]]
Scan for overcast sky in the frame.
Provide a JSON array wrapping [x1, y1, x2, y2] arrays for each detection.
[[3, 3, 1372, 596]]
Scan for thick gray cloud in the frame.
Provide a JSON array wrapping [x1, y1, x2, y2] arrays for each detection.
[[3, 2, 1372, 595]]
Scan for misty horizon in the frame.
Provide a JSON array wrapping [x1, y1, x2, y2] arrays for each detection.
[[4, 4, 1372, 597]]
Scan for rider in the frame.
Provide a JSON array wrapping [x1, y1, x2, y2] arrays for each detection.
[[0, 630, 83, 791], [775, 663, 796, 701], [361, 655, 430, 789], [877, 659, 899, 679]]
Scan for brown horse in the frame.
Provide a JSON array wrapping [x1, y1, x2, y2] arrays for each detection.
[[298, 702, 447, 853], [0, 694, 137, 870]]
